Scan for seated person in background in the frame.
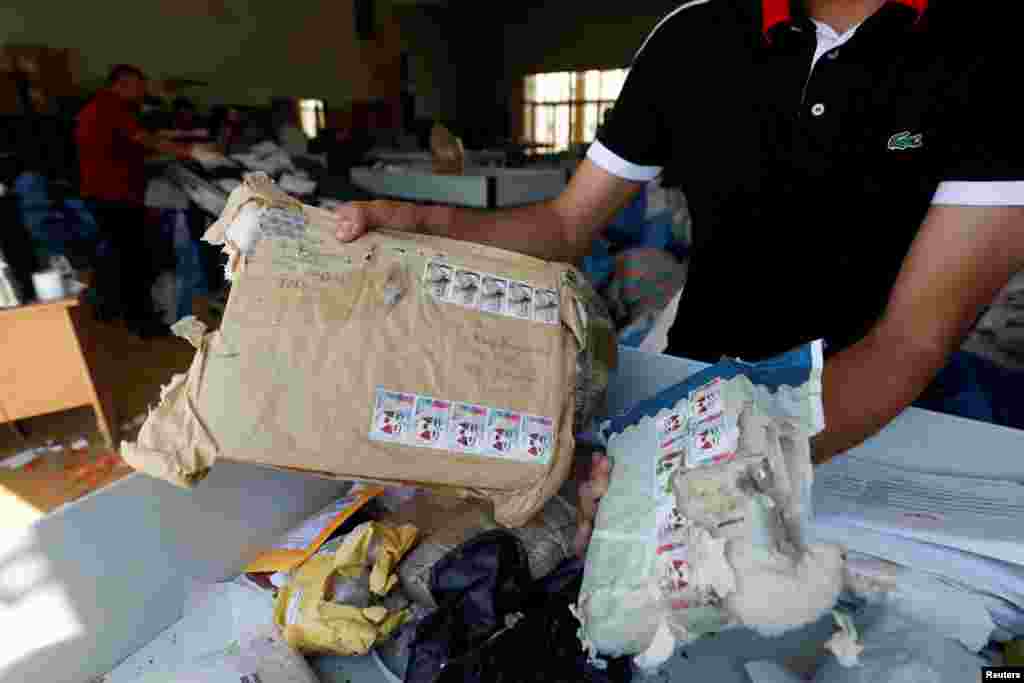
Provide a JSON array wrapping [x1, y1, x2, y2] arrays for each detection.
[[76, 64, 222, 337], [157, 97, 209, 143], [209, 105, 246, 156], [270, 98, 308, 157], [172, 97, 197, 131]]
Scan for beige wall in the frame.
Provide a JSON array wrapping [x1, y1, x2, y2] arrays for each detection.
[[0, 0, 412, 107], [395, 6, 456, 122], [505, 8, 668, 79]]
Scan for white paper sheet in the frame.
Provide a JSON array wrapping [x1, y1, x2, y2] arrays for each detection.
[[813, 457, 1024, 565], [842, 551, 996, 652], [810, 517, 1024, 608]]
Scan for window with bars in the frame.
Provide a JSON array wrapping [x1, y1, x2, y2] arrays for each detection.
[[522, 68, 629, 154], [299, 99, 326, 139]]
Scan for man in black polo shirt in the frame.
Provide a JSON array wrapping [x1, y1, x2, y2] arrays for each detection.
[[335, 0, 1024, 554]]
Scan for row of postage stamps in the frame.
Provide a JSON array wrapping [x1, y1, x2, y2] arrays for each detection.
[[655, 378, 739, 472], [369, 388, 556, 464], [423, 261, 560, 325]]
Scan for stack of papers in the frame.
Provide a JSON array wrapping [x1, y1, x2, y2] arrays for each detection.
[[814, 456, 1024, 564], [810, 455, 1024, 645]]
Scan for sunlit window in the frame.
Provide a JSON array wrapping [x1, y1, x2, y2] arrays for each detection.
[[522, 69, 628, 154], [299, 99, 325, 139]]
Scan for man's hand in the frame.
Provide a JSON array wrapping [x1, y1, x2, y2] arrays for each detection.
[[334, 200, 423, 243], [332, 159, 643, 263], [574, 453, 612, 559]]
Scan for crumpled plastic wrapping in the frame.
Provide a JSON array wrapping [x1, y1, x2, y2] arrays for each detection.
[[273, 521, 418, 657], [577, 342, 844, 668], [810, 604, 989, 683], [826, 610, 865, 667], [375, 491, 577, 607], [404, 533, 632, 683]]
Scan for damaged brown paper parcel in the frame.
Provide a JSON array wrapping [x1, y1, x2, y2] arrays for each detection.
[[122, 173, 615, 527]]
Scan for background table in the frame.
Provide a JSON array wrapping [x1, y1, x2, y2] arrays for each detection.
[[0, 293, 116, 447], [350, 166, 567, 208]]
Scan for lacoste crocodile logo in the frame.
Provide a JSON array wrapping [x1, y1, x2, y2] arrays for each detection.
[[888, 131, 923, 152]]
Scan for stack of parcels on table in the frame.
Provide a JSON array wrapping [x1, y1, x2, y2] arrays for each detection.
[[163, 140, 323, 219], [122, 172, 615, 528], [576, 342, 843, 668]]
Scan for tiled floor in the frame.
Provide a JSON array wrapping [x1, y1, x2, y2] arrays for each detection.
[[0, 298, 216, 528]]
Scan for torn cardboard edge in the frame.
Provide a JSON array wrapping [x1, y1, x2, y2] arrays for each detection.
[[120, 318, 220, 488], [123, 173, 612, 528]]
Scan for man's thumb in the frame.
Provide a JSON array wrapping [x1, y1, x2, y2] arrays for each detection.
[[334, 203, 368, 242]]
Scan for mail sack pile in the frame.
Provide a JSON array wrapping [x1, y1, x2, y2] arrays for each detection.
[[122, 173, 615, 528]]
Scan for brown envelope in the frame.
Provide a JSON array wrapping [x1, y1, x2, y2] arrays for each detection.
[[122, 173, 615, 527]]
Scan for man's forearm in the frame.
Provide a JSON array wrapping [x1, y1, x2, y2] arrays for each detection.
[[360, 200, 587, 263], [812, 329, 948, 464], [340, 160, 642, 262]]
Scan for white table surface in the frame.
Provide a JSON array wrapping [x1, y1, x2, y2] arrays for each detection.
[[12, 347, 1023, 683]]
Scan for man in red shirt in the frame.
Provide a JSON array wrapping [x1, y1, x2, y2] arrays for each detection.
[[76, 64, 216, 336]]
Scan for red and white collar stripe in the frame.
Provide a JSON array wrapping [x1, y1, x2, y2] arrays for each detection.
[[762, 0, 928, 34]]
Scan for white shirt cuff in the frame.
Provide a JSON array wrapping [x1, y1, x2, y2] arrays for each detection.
[[587, 140, 662, 182], [931, 181, 1024, 206]]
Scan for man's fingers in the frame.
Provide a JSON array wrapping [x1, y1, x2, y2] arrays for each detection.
[[577, 453, 611, 514], [333, 203, 368, 242], [575, 452, 613, 558], [590, 453, 611, 497], [574, 521, 594, 560]]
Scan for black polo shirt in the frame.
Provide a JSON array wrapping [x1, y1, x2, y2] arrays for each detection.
[[591, 0, 1024, 363]]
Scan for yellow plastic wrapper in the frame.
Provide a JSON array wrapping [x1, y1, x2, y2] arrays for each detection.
[[245, 484, 383, 574], [274, 521, 419, 656]]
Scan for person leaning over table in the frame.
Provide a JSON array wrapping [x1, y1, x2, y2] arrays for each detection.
[[332, 0, 1024, 556], [76, 64, 226, 337]]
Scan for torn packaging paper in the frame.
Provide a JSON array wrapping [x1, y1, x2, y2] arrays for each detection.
[[430, 123, 465, 175], [375, 491, 577, 607], [122, 173, 615, 528], [244, 484, 384, 574], [273, 521, 418, 657]]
